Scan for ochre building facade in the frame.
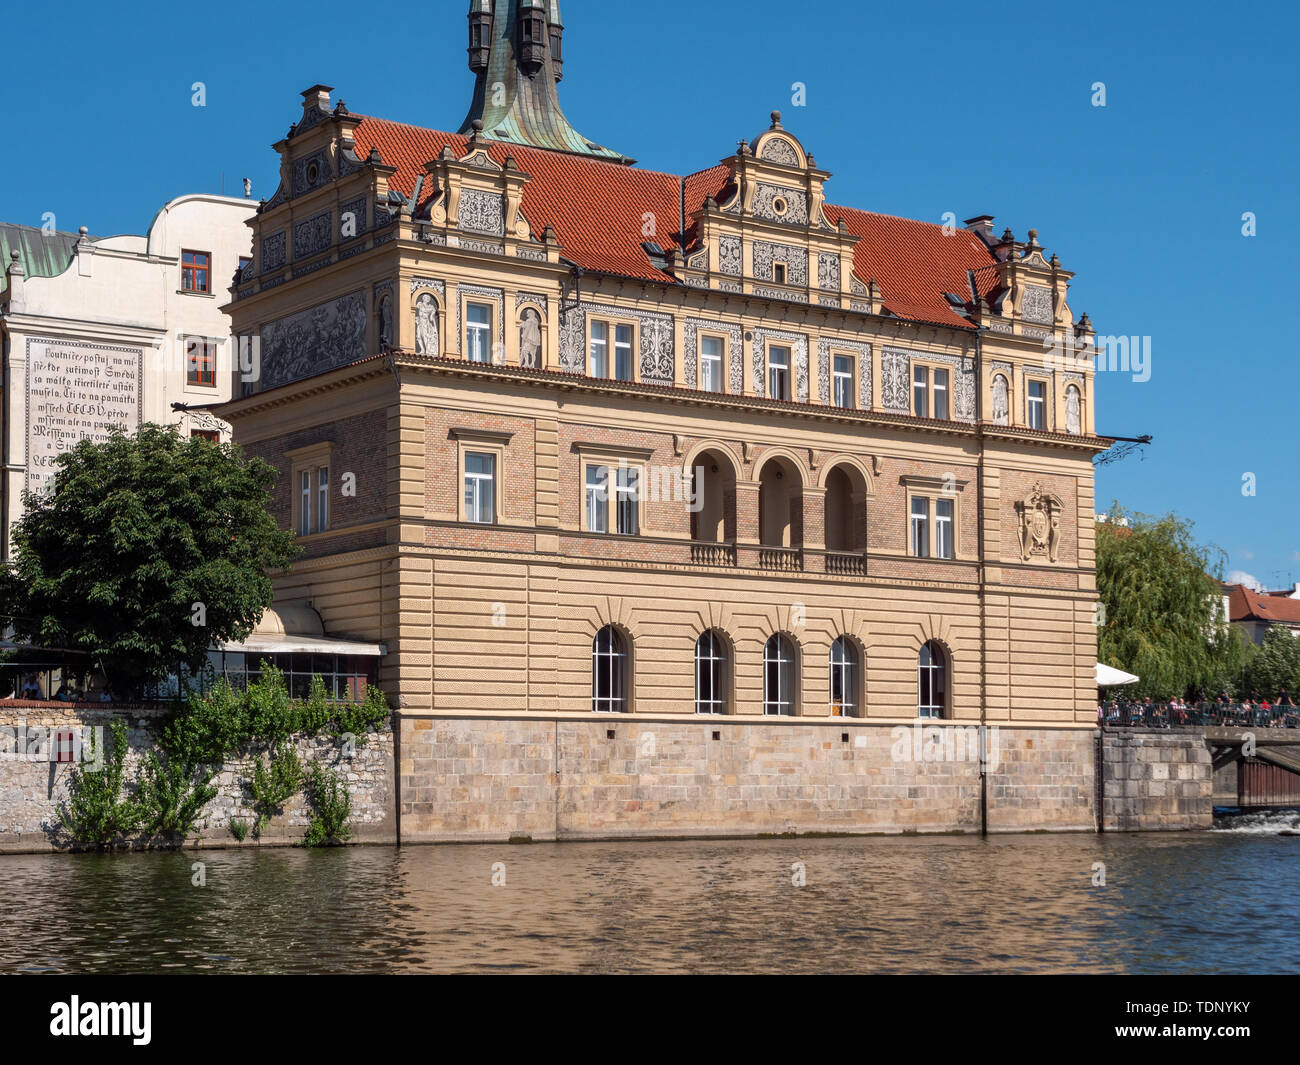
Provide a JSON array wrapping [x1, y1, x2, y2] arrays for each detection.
[[219, 1, 1111, 841]]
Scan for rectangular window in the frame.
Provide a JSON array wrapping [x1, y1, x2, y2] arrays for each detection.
[[1028, 379, 1047, 430], [190, 429, 220, 444], [316, 467, 329, 533], [585, 465, 608, 534], [466, 302, 492, 363], [237, 255, 252, 276], [833, 354, 854, 408], [773, 262, 788, 285], [185, 337, 217, 387], [616, 466, 639, 536], [769, 345, 791, 401], [464, 452, 496, 524], [913, 366, 929, 417], [701, 335, 723, 392], [181, 250, 211, 294], [935, 498, 954, 559], [614, 324, 634, 382], [911, 496, 930, 558], [933, 368, 950, 420], [299, 471, 311, 537], [589, 321, 608, 378]]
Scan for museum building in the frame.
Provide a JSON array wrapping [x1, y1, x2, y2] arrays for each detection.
[[217, 0, 1112, 840]]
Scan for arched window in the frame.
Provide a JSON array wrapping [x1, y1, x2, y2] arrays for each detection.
[[830, 636, 859, 717], [763, 634, 797, 716], [695, 630, 728, 715], [918, 641, 948, 718], [592, 626, 628, 713]]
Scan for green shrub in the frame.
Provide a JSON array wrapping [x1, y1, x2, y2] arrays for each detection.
[[303, 765, 352, 848], [59, 720, 144, 848], [250, 742, 304, 835], [136, 750, 217, 843], [229, 818, 249, 842]]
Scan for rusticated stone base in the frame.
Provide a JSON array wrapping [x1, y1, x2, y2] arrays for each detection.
[[398, 716, 1100, 842]]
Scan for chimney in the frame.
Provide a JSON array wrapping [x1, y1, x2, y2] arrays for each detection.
[[964, 215, 996, 247], [300, 84, 333, 117]]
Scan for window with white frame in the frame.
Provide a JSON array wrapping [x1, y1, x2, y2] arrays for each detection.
[[933, 368, 950, 420], [1027, 379, 1047, 430], [935, 497, 954, 560], [614, 323, 634, 382], [763, 633, 797, 716], [316, 466, 329, 533], [918, 641, 948, 718], [466, 302, 492, 363], [913, 365, 929, 416], [833, 354, 854, 408], [695, 630, 728, 715], [701, 335, 723, 392], [464, 452, 496, 524], [615, 465, 639, 535], [589, 321, 608, 377], [299, 471, 312, 537], [769, 345, 791, 400], [592, 626, 628, 713], [911, 496, 930, 558], [585, 464, 608, 533], [830, 636, 858, 717]]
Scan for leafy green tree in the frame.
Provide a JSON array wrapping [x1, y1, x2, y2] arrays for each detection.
[[1095, 504, 1248, 699], [1242, 626, 1300, 700], [2, 426, 298, 698]]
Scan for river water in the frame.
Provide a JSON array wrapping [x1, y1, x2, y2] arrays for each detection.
[[2, 812, 1297, 974]]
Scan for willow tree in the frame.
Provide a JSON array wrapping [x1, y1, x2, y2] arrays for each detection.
[[1095, 504, 1249, 699], [1, 425, 298, 698]]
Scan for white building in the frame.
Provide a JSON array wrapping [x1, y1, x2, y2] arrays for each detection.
[[0, 193, 256, 556]]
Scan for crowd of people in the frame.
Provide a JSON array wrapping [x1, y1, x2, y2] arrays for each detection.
[[1100, 690, 1299, 728]]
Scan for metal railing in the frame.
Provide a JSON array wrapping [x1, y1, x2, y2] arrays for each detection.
[[1100, 699, 1300, 729]]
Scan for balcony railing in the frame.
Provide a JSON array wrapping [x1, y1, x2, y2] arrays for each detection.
[[825, 551, 868, 576], [759, 546, 804, 571], [690, 541, 737, 566]]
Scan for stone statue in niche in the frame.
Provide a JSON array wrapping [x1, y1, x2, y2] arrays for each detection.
[[378, 295, 393, 349], [1066, 386, 1082, 435], [519, 309, 542, 367], [992, 374, 1009, 426], [1016, 482, 1064, 563], [415, 293, 439, 357]]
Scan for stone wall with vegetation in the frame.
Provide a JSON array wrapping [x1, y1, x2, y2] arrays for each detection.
[[0, 690, 395, 854]]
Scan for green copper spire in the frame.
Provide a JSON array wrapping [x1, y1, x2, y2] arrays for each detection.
[[460, 0, 632, 165]]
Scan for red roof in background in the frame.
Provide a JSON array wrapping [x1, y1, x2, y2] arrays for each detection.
[[1226, 584, 1300, 625], [351, 115, 1001, 326]]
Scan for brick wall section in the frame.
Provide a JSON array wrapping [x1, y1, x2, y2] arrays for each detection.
[[0, 705, 395, 853], [1101, 728, 1213, 831], [243, 407, 390, 560], [424, 408, 538, 525]]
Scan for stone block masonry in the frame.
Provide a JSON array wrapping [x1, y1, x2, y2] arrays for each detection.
[[1101, 728, 1213, 831], [398, 716, 1101, 842], [0, 705, 395, 854]]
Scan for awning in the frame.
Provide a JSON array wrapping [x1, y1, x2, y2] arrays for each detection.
[[1096, 662, 1140, 687], [215, 603, 385, 658]]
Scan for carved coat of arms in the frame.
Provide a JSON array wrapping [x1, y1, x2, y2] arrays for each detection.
[[1016, 482, 1064, 563]]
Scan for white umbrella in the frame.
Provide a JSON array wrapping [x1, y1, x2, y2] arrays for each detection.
[[1096, 662, 1140, 687]]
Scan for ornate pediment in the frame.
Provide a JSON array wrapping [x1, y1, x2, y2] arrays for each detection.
[[1015, 483, 1065, 563]]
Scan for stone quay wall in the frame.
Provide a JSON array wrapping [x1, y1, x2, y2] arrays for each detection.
[[398, 716, 1101, 842], [1100, 727, 1214, 831], [0, 704, 395, 854]]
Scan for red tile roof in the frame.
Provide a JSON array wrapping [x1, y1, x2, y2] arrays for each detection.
[[351, 115, 1001, 327], [1226, 584, 1300, 625]]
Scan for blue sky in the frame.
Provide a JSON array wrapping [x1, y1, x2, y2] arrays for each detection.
[[4, 0, 1296, 586]]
